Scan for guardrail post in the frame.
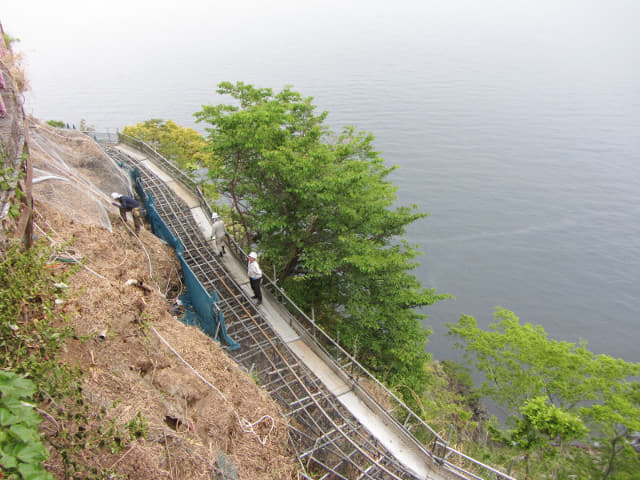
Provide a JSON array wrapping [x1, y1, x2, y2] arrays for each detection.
[[351, 341, 357, 377], [212, 302, 222, 341], [431, 437, 441, 462], [272, 265, 279, 295], [440, 423, 454, 463]]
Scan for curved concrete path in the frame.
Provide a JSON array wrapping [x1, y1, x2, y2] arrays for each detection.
[[115, 143, 469, 480]]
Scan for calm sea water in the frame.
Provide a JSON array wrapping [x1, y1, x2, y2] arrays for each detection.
[[4, 0, 639, 363]]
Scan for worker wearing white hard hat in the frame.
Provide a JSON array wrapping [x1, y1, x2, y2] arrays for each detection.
[[111, 192, 142, 234], [210, 212, 226, 258], [247, 251, 262, 305]]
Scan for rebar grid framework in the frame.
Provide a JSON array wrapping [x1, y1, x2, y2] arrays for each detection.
[[105, 146, 425, 480]]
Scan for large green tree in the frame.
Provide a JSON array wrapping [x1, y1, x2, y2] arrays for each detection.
[[195, 82, 448, 393], [448, 308, 640, 479]]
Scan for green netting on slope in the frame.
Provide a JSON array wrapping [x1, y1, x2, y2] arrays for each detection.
[[130, 168, 239, 350]]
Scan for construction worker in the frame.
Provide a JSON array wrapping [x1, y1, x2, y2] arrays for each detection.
[[111, 192, 143, 234], [210, 212, 226, 257], [247, 251, 262, 305]]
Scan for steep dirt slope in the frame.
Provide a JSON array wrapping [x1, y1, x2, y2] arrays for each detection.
[[30, 151, 297, 479]]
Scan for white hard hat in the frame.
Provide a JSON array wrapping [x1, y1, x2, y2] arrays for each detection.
[[248, 251, 257, 259], [111, 192, 122, 200], [211, 212, 220, 220]]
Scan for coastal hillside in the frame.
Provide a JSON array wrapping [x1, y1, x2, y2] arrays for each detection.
[[30, 189, 296, 479], [1, 57, 296, 478]]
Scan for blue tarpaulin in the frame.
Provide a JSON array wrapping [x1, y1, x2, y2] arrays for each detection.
[[130, 168, 239, 350]]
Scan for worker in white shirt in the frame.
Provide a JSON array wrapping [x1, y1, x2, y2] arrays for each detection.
[[210, 212, 226, 258], [247, 251, 262, 305]]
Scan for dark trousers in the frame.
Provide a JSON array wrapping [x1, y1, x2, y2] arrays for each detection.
[[250, 277, 262, 302], [120, 207, 142, 233]]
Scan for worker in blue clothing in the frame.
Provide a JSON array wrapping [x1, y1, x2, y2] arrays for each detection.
[[111, 192, 143, 234]]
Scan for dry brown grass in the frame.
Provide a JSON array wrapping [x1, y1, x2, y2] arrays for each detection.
[[29, 128, 299, 479], [34, 197, 298, 479], [1, 50, 29, 94]]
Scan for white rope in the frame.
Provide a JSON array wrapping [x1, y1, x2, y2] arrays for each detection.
[[150, 325, 275, 446], [32, 206, 126, 268], [34, 203, 159, 292], [30, 135, 110, 202], [30, 137, 116, 234], [33, 221, 107, 281], [32, 183, 275, 444], [115, 213, 277, 444], [235, 414, 275, 446], [116, 216, 164, 295]]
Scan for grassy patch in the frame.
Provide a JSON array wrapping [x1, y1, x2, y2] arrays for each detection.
[[0, 240, 148, 479]]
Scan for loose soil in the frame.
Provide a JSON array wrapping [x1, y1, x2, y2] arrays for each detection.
[[29, 152, 297, 479]]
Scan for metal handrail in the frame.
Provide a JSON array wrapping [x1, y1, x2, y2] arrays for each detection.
[[81, 130, 119, 144], [224, 235, 444, 438], [224, 235, 516, 480], [101, 132, 517, 480], [118, 134, 214, 218], [117, 133, 200, 197]]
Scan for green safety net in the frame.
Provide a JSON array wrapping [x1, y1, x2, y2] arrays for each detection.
[[131, 168, 240, 350]]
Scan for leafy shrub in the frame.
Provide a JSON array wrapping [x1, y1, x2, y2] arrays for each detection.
[[45, 120, 65, 128], [0, 241, 72, 374], [0, 370, 55, 480]]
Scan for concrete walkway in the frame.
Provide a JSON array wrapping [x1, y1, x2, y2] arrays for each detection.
[[116, 143, 457, 480]]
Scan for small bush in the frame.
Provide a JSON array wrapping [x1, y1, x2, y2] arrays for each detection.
[[0, 241, 72, 375], [0, 370, 55, 480], [46, 120, 65, 128]]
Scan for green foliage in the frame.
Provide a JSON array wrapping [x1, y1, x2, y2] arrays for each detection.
[[45, 120, 65, 128], [122, 119, 211, 172], [1, 144, 27, 220], [2, 32, 20, 49], [48, 395, 138, 478], [510, 396, 588, 478], [0, 165, 24, 193], [195, 82, 450, 400], [0, 164, 25, 219], [125, 411, 148, 439], [199, 181, 222, 206], [513, 396, 587, 449], [0, 241, 73, 374], [0, 241, 145, 478], [0, 371, 55, 480], [448, 308, 640, 479], [416, 361, 480, 437]]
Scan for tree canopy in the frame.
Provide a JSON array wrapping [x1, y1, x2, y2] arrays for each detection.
[[449, 308, 640, 479], [195, 81, 448, 393], [122, 119, 210, 171]]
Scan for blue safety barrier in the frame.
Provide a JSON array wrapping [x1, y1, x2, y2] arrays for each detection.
[[130, 168, 239, 350]]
